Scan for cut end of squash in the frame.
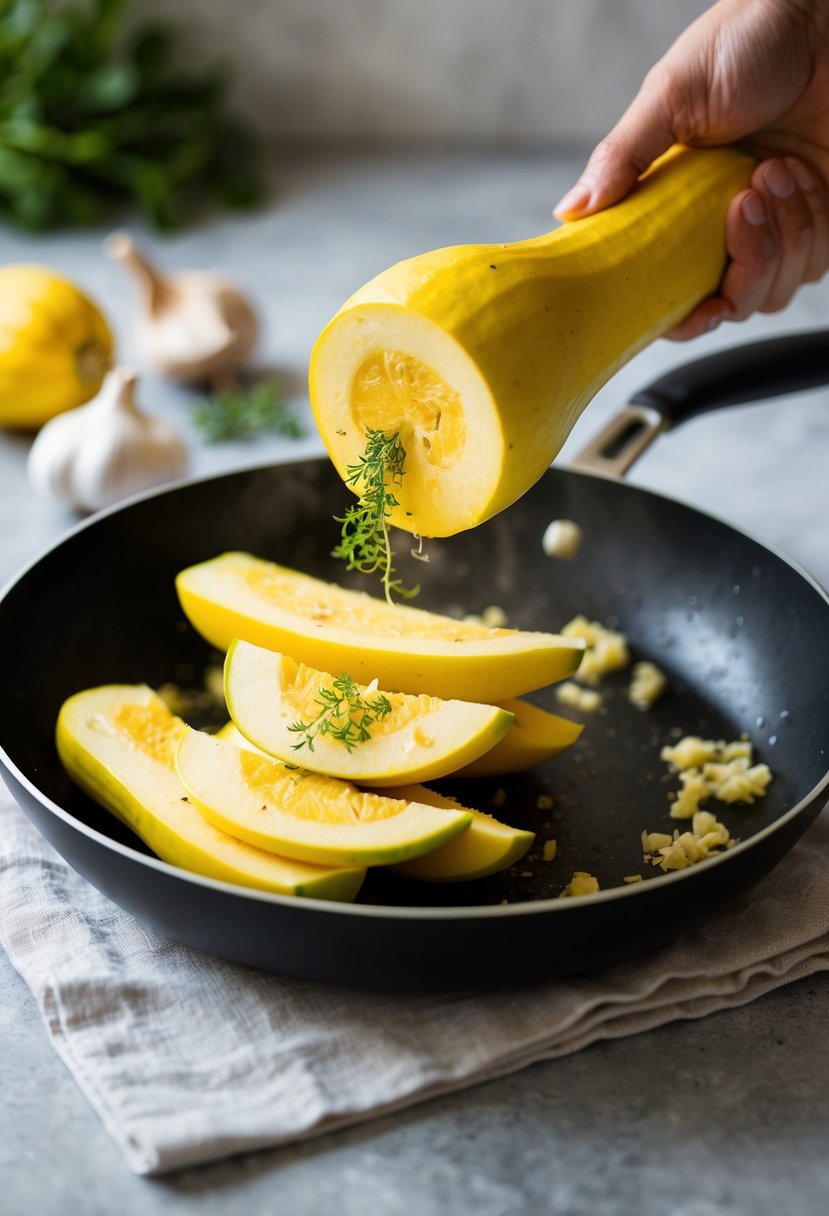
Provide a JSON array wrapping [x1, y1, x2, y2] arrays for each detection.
[[310, 303, 504, 537]]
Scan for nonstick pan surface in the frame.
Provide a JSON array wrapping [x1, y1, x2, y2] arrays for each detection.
[[1, 462, 828, 987], [1, 337, 828, 990]]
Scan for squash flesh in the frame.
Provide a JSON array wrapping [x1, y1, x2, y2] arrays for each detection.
[[56, 685, 366, 901]]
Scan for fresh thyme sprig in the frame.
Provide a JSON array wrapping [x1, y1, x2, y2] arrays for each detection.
[[288, 673, 393, 753], [332, 427, 419, 604], [192, 378, 305, 443]]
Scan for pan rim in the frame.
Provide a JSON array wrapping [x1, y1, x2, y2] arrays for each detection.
[[1, 454, 828, 921]]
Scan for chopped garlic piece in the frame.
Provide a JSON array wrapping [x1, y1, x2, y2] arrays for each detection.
[[629, 660, 667, 710], [481, 604, 508, 628], [641, 830, 673, 854], [542, 519, 583, 559], [661, 736, 722, 770], [623, 874, 643, 884], [556, 681, 603, 713], [561, 615, 630, 685], [559, 871, 600, 898], [712, 762, 773, 804], [536, 793, 554, 810], [542, 839, 558, 862], [669, 770, 710, 820]]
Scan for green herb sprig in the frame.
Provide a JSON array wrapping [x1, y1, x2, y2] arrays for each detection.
[[333, 427, 419, 604], [288, 673, 393, 753], [0, 0, 263, 231], [192, 379, 304, 443]]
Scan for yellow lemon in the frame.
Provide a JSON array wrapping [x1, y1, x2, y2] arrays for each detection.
[[0, 265, 113, 428]]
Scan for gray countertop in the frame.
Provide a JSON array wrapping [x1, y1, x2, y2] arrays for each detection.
[[1, 148, 828, 1214]]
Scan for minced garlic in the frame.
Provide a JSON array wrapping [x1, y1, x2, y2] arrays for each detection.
[[542, 519, 584, 560], [542, 839, 558, 862], [561, 615, 630, 685], [663, 735, 773, 818], [629, 660, 667, 710], [643, 811, 735, 873], [555, 681, 603, 713], [559, 871, 600, 898]]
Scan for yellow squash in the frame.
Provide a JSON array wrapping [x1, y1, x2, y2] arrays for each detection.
[[310, 145, 754, 537], [452, 697, 583, 778], [57, 685, 365, 901], [0, 265, 113, 428], [175, 726, 474, 867], [217, 721, 535, 882], [176, 551, 584, 701], [224, 638, 514, 786]]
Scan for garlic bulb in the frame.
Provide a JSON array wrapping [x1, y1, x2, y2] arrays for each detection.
[[106, 231, 259, 386], [28, 366, 188, 512]]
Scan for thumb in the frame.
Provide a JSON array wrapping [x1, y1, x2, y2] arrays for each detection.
[[554, 71, 678, 219]]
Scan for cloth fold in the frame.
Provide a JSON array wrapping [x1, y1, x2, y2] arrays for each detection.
[[1, 789, 827, 1176]]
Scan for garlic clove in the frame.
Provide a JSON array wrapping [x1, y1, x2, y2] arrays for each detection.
[[28, 365, 188, 514], [106, 232, 259, 385]]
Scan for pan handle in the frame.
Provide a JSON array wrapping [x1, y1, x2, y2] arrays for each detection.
[[569, 329, 829, 478]]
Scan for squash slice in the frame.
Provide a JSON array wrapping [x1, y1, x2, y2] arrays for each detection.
[[452, 697, 583, 778], [56, 685, 365, 901], [216, 723, 535, 882], [385, 785, 535, 882], [176, 551, 584, 701], [224, 638, 513, 786], [175, 726, 473, 867]]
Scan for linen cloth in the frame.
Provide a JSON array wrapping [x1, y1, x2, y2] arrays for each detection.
[[1, 788, 827, 1176]]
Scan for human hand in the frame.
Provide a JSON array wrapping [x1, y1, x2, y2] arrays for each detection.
[[554, 0, 829, 339]]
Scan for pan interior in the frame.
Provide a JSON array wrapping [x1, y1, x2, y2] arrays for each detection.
[[1, 460, 827, 908]]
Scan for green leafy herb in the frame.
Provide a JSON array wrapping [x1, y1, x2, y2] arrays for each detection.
[[0, 0, 263, 231], [192, 379, 304, 443], [333, 427, 419, 604], [288, 673, 393, 753]]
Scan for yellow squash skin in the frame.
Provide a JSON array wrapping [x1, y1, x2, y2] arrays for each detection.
[[57, 684, 366, 902], [452, 697, 583, 778], [385, 785, 535, 882], [176, 552, 584, 701], [0, 265, 113, 428], [310, 146, 755, 537]]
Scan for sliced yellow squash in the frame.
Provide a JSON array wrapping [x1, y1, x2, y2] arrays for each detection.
[[176, 552, 583, 701], [214, 723, 534, 882], [452, 697, 583, 777], [385, 785, 535, 882], [224, 637, 513, 786], [175, 726, 473, 866], [310, 146, 754, 538], [56, 685, 365, 901]]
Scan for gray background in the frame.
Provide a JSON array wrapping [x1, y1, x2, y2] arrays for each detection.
[[137, 0, 710, 143]]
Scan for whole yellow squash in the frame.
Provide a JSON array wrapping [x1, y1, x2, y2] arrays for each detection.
[[310, 145, 755, 538], [0, 265, 113, 428]]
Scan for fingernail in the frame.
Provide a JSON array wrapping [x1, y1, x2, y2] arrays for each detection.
[[706, 315, 722, 332], [763, 159, 795, 199], [788, 158, 816, 191], [742, 192, 768, 226], [554, 185, 591, 217]]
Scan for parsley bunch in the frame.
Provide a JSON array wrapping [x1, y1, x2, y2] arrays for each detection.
[[0, 0, 263, 230]]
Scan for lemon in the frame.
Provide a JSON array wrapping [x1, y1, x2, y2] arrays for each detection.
[[175, 726, 473, 867], [224, 638, 513, 786], [57, 685, 365, 901], [0, 265, 113, 428], [176, 552, 584, 701]]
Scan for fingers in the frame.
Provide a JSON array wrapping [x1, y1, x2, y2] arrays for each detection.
[[554, 68, 676, 219], [667, 156, 829, 340]]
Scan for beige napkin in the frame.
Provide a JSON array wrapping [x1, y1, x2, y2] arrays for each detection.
[[1, 787, 827, 1176]]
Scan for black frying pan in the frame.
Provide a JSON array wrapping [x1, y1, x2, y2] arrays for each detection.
[[1, 332, 828, 990]]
